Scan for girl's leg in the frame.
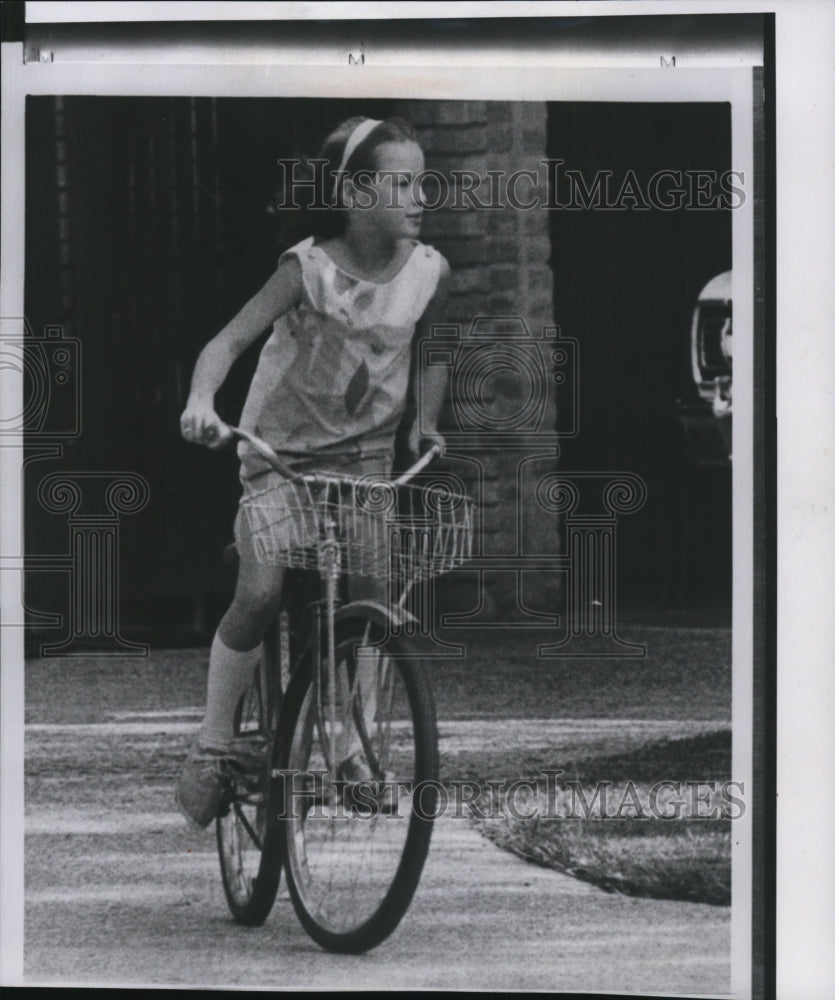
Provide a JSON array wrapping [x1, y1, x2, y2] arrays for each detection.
[[198, 505, 286, 750], [177, 505, 286, 828], [341, 497, 392, 767]]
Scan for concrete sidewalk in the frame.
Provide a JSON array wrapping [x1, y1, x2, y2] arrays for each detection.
[[24, 712, 731, 993]]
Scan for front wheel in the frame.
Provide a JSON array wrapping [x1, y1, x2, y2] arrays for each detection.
[[276, 615, 439, 953]]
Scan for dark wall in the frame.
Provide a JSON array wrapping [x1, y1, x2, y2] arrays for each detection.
[[547, 103, 732, 621], [24, 96, 395, 642]]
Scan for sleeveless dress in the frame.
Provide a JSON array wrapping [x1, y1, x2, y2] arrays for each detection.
[[234, 236, 443, 568], [238, 235, 443, 484]]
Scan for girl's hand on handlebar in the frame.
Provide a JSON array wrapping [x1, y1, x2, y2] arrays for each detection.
[[408, 424, 446, 460], [179, 396, 232, 450], [395, 429, 445, 485]]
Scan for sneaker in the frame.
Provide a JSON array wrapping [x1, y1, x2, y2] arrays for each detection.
[[337, 753, 375, 784], [175, 748, 226, 830], [175, 737, 268, 830], [337, 754, 398, 814]]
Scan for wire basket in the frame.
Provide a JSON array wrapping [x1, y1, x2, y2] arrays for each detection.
[[240, 473, 476, 582]]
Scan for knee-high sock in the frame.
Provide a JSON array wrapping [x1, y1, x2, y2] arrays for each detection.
[[198, 632, 261, 751]]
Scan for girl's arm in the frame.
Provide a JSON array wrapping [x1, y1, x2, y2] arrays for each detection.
[[180, 257, 302, 447], [408, 256, 451, 457]]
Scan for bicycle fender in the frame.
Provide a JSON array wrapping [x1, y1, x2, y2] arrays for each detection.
[[334, 599, 418, 632]]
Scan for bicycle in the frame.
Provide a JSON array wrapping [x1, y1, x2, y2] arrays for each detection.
[[211, 426, 475, 953]]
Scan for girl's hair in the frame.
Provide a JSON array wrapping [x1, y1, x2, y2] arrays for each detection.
[[320, 116, 418, 199], [303, 116, 420, 237]]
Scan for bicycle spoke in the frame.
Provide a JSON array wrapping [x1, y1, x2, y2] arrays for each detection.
[[234, 802, 263, 852], [375, 653, 395, 774]]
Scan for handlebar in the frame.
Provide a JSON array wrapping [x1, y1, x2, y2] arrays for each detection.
[[216, 424, 440, 486], [393, 445, 441, 485], [225, 426, 301, 481]]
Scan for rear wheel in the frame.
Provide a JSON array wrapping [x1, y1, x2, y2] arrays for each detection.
[[216, 653, 282, 925], [276, 615, 438, 953]]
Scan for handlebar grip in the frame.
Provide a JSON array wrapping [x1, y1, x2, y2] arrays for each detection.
[[225, 426, 303, 481], [393, 444, 441, 486]]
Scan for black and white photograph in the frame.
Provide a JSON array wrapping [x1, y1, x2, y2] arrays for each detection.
[[1, 2, 832, 996]]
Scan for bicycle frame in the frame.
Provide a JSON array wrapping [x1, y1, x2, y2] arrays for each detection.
[[226, 427, 438, 788], [281, 502, 422, 792]]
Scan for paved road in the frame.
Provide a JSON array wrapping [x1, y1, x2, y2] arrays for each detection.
[[24, 706, 730, 993]]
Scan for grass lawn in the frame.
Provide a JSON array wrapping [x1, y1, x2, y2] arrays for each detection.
[[467, 730, 733, 906]]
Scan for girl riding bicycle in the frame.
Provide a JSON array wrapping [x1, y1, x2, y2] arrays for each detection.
[[176, 115, 450, 829]]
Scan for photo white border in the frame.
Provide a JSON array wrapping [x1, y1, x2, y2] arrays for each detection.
[[773, 6, 835, 999], [2, 2, 833, 995]]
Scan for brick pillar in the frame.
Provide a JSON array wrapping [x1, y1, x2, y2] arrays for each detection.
[[397, 100, 561, 621]]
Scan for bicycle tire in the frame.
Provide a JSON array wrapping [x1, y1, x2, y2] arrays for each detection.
[[216, 653, 282, 925], [275, 613, 438, 953]]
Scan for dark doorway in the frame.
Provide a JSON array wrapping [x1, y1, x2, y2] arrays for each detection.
[[547, 102, 733, 623]]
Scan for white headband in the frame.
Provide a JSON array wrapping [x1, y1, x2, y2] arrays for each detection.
[[332, 118, 383, 202]]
